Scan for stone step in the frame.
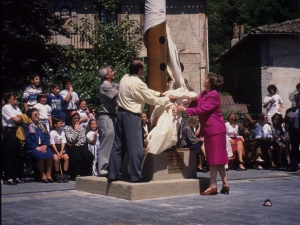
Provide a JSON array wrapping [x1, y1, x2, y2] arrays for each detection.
[[76, 176, 210, 201]]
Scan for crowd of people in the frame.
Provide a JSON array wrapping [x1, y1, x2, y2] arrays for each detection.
[[2, 60, 300, 194], [179, 83, 300, 175]]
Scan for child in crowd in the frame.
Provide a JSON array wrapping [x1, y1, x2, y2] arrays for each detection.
[[47, 83, 66, 123], [77, 99, 94, 133], [22, 73, 42, 112], [50, 118, 69, 183], [86, 119, 100, 176], [60, 77, 79, 114], [33, 93, 52, 132]]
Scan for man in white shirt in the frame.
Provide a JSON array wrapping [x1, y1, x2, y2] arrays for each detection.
[[263, 84, 283, 125], [255, 113, 275, 168], [107, 60, 176, 182]]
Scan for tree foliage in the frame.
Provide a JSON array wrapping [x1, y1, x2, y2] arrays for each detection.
[[208, 0, 300, 73], [2, 0, 67, 92], [45, 1, 144, 110]]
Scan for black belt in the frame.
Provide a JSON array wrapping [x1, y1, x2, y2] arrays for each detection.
[[100, 112, 117, 117], [3, 126, 16, 131], [118, 107, 141, 116]]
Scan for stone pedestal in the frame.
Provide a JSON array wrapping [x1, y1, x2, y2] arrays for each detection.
[[76, 148, 209, 200], [120, 148, 197, 181]]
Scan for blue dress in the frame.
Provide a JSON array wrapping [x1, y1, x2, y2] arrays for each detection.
[[23, 122, 53, 162]]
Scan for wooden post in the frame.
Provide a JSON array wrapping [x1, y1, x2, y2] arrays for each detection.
[[146, 21, 168, 127]]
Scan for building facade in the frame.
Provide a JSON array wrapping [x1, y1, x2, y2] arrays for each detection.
[[214, 19, 300, 116], [49, 0, 208, 93]]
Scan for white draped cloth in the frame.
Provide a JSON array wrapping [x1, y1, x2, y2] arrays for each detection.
[[143, 0, 197, 154]]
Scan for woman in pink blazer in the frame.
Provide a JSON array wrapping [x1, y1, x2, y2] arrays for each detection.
[[176, 72, 229, 195]]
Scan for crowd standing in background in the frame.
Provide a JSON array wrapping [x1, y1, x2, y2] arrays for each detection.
[[1, 62, 300, 187]]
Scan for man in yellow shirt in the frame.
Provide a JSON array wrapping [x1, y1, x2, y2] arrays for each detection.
[[107, 60, 176, 182]]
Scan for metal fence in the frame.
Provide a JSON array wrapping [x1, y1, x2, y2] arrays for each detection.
[[51, 32, 93, 49]]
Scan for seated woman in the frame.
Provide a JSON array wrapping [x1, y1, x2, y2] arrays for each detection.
[[225, 113, 246, 170], [64, 110, 94, 179], [180, 116, 207, 172], [238, 114, 264, 170], [23, 108, 54, 183], [271, 113, 290, 168], [255, 113, 275, 168]]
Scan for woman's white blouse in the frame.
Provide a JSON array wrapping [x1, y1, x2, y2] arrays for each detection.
[[225, 122, 241, 138]]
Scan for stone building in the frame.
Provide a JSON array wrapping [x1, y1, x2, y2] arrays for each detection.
[[48, 0, 208, 94], [214, 19, 300, 116]]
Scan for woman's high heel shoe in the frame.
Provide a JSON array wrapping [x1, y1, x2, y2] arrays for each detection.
[[237, 161, 247, 171], [200, 187, 218, 195], [220, 185, 230, 194]]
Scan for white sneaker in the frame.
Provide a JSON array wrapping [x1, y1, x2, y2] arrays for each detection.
[[256, 158, 264, 162], [99, 170, 108, 175]]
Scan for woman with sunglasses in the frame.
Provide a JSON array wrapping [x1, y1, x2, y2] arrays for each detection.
[[64, 111, 94, 180], [89, 107, 97, 119]]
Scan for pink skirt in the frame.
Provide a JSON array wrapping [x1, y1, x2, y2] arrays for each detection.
[[204, 133, 228, 165]]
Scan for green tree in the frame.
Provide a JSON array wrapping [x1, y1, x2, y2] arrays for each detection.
[[45, 0, 144, 111], [2, 0, 67, 92]]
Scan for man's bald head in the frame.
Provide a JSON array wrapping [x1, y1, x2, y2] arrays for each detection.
[[129, 60, 144, 75]]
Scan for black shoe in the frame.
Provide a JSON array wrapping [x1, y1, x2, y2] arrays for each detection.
[[55, 174, 63, 183], [290, 167, 298, 172], [237, 161, 247, 171], [107, 178, 118, 182], [131, 178, 150, 183], [6, 180, 17, 185], [63, 174, 69, 183], [15, 178, 25, 184], [197, 167, 208, 173], [47, 179, 55, 183], [41, 179, 48, 183]]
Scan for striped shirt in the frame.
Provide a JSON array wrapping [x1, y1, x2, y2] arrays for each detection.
[[22, 85, 42, 108], [64, 125, 86, 146]]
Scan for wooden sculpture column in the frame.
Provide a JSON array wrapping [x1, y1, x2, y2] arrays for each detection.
[[146, 21, 168, 127]]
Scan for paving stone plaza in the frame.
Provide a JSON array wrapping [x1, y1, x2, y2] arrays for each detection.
[[2, 169, 300, 225]]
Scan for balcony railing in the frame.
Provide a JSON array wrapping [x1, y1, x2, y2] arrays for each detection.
[[51, 32, 93, 49]]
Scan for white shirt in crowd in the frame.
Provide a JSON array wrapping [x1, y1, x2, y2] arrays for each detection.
[[77, 109, 91, 131], [263, 93, 283, 116], [2, 104, 22, 127], [255, 123, 273, 139], [60, 89, 79, 110], [50, 130, 67, 145], [225, 122, 241, 138], [33, 103, 52, 120], [86, 131, 100, 147]]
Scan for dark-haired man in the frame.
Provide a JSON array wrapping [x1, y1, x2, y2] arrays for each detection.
[[263, 84, 283, 125], [107, 60, 176, 182], [291, 83, 300, 108]]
